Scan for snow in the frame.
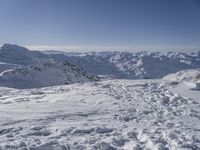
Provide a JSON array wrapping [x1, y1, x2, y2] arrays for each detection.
[[1, 44, 200, 80], [0, 69, 14, 76], [0, 77, 200, 149], [0, 61, 7, 65], [0, 60, 99, 89], [0, 44, 200, 149], [163, 69, 200, 82], [61, 51, 200, 79]]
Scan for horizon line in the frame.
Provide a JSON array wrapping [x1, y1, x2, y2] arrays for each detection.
[[1, 44, 200, 52], [25, 45, 200, 52]]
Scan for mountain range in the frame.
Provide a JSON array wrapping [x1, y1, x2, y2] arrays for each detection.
[[46, 50, 200, 79], [0, 44, 200, 88]]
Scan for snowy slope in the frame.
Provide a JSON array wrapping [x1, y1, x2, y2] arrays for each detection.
[[0, 60, 99, 89], [163, 69, 200, 91], [163, 69, 200, 82], [0, 44, 99, 88], [0, 77, 200, 149], [51, 51, 200, 79], [0, 63, 19, 74]]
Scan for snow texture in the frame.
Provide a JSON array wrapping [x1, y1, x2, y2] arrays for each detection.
[[0, 74, 200, 149]]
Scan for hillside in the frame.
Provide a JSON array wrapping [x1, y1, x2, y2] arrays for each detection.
[[0, 60, 99, 89], [0, 44, 49, 65]]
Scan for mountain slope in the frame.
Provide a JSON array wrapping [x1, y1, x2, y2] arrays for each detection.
[[163, 69, 200, 82], [0, 60, 99, 89], [0, 44, 99, 88], [0, 44, 49, 65], [0, 62, 19, 74], [163, 69, 200, 90]]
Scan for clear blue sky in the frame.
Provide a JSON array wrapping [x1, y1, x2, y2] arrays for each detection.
[[0, 0, 200, 51]]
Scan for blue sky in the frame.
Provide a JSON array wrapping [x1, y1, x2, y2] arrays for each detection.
[[0, 0, 200, 51]]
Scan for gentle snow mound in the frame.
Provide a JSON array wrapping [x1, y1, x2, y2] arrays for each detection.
[[163, 69, 200, 82], [163, 69, 200, 90]]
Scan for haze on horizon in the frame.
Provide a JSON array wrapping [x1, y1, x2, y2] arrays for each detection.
[[0, 0, 200, 51]]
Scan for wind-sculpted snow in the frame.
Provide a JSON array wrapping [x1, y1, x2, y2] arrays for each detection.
[[163, 69, 200, 82], [163, 69, 200, 91], [0, 79, 199, 149]]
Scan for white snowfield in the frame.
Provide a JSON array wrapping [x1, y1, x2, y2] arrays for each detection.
[[0, 70, 200, 150]]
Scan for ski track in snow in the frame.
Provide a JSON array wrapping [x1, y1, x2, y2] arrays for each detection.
[[0, 79, 200, 150], [0, 69, 14, 77]]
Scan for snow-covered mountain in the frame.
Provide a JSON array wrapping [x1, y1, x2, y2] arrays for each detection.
[[50, 51, 200, 79], [1, 44, 200, 80], [0, 59, 99, 89], [0, 44, 99, 88], [0, 44, 49, 65], [1, 44, 200, 88]]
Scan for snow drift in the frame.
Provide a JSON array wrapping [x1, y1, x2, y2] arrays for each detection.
[[163, 69, 200, 90]]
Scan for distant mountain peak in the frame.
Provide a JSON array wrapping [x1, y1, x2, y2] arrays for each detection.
[[0, 43, 49, 65], [1, 44, 29, 52]]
